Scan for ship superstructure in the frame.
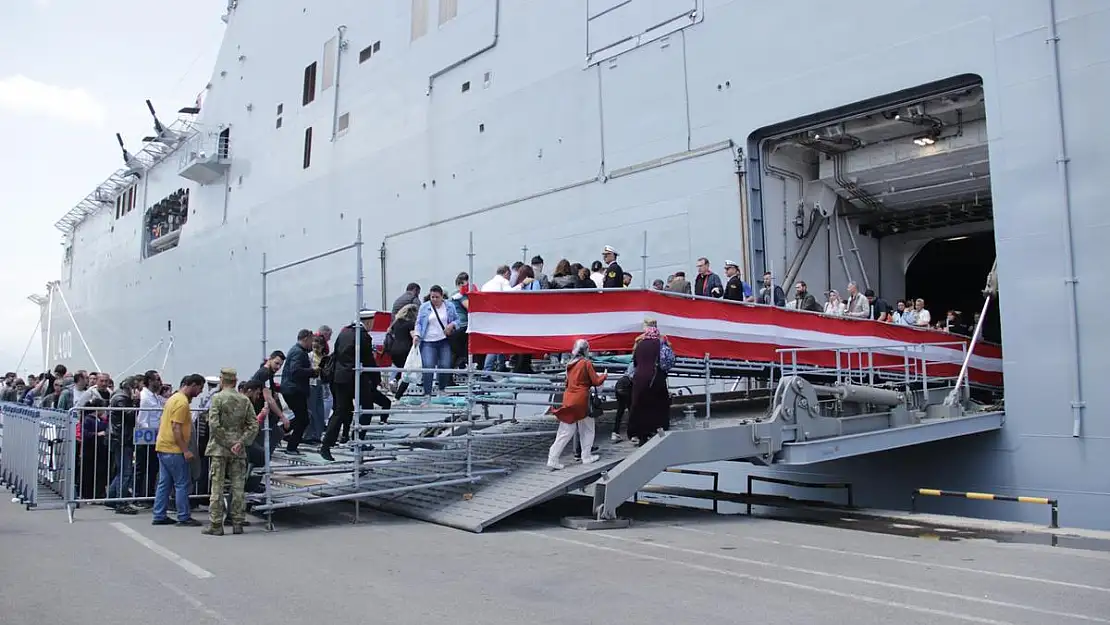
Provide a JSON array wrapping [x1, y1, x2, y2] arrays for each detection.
[[34, 0, 1110, 529]]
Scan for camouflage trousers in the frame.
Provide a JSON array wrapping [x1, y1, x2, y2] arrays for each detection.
[[207, 456, 247, 527]]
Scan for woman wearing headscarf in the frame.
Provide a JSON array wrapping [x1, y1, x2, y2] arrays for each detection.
[[628, 323, 671, 445], [546, 339, 607, 469]]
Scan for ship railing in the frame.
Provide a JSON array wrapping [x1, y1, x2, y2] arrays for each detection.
[[775, 341, 970, 394], [177, 131, 231, 170]]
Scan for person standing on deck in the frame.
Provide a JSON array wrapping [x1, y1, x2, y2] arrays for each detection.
[[722, 261, 752, 302], [202, 368, 259, 536], [601, 246, 624, 288], [546, 339, 607, 469], [694, 257, 724, 298]]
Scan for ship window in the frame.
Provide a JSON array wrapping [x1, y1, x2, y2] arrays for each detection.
[[277, 103, 283, 115], [373, 41, 380, 53], [359, 45, 373, 63], [461, 81, 470, 93], [303, 127, 313, 169], [411, 0, 428, 41], [276, 117, 283, 129], [303, 62, 317, 106], [322, 36, 336, 91], [438, 0, 457, 25], [337, 112, 350, 133]]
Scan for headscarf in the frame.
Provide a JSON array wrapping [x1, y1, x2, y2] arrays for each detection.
[[643, 326, 660, 340], [570, 338, 590, 363]]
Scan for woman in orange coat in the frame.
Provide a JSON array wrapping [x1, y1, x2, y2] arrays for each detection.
[[547, 339, 608, 470]]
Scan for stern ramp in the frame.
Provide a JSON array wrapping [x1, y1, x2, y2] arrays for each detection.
[[332, 368, 1002, 533]]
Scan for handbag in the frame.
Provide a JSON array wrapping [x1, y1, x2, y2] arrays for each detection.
[[589, 387, 604, 418]]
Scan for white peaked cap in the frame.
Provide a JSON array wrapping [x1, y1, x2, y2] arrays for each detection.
[[603, 245, 618, 255]]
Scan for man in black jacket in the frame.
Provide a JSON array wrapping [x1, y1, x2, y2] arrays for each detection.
[[320, 310, 391, 461], [280, 329, 318, 455], [106, 376, 141, 515]]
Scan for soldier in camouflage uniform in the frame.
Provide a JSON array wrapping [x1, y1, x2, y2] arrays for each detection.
[[202, 368, 259, 536]]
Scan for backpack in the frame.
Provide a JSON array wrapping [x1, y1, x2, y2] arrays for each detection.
[[658, 341, 675, 373]]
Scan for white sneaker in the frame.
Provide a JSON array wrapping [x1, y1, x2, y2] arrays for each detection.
[[610, 432, 621, 443], [581, 454, 600, 465], [547, 461, 565, 471]]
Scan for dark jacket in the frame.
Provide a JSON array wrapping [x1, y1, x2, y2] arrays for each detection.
[[281, 342, 314, 396], [391, 291, 420, 316], [758, 284, 787, 307], [723, 275, 751, 301], [550, 274, 577, 289], [694, 272, 724, 298], [333, 323, 380, 387], [792, 292, 823, 313], [602, 261, 624, 288], [389, 316, 416, 359], [108, 389, 137, 445]]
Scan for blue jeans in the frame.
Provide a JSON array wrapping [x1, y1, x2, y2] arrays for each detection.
[[307, 384, 327, 441], [420, 339, 453, 395], [483, 354, 505, 372], [107, 445, 135, 504], [153, 452, 192, 522]]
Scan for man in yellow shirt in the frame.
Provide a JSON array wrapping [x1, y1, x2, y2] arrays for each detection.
[[151, 374, 206, 526]]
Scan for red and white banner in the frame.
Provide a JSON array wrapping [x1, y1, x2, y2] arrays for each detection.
[[467, 291, 1003, 387]]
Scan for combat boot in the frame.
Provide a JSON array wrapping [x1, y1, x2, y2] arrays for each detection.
[[201, 524, 224, 536], [232, 524, 244, 535]]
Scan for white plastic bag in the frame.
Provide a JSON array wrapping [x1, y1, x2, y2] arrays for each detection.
[[403, 344, 423, 385]]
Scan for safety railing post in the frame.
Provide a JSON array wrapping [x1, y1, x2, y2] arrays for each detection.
[[261, 252, 268, 361], [703, 353, 712, 425], [353, 219, 364, 524]]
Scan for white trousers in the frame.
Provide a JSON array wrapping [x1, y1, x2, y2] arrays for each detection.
[[547, 418, 596, 465]]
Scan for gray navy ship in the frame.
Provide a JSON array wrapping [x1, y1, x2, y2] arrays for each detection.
[[32, 0, 1110, 530]]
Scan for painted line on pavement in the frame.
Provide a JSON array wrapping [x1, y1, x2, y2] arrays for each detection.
[[591, 530, 1109, 624], [111, 522, 214, 579], [524, 530, 1013, 625], [159, 581, 234, 625], [669, 524, 1110, 594]]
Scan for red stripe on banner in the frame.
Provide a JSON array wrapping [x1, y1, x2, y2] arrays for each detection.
[[468, 290, 1002, 359]]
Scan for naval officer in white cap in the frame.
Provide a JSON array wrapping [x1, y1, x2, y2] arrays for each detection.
[[601, 245, 624, 289]]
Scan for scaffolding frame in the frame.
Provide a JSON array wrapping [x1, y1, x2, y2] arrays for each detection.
[[255, 224, 568, 527]]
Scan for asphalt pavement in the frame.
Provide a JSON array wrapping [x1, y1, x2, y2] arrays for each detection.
[[1, 499, 1107, 625]]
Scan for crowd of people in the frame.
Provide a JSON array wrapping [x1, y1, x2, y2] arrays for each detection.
[[1, 246, 978, 524]]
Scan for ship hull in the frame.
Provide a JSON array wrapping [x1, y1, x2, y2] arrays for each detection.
[[44, 0, 1110, 529]]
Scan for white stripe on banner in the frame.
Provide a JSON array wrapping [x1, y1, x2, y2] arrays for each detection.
[[469, 311, 1001, 373]]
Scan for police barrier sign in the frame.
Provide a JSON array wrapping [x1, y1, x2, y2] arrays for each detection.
[[133, 428, 158, 446]]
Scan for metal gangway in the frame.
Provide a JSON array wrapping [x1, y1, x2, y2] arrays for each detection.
[[251, 339, 1003, 533]]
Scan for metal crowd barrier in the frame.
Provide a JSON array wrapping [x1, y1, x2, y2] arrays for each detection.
[[63, 405, 236, 523], [0, 402, 73, 509]]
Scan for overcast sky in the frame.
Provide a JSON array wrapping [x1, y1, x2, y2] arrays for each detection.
[[0, 0, 226, 376]]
